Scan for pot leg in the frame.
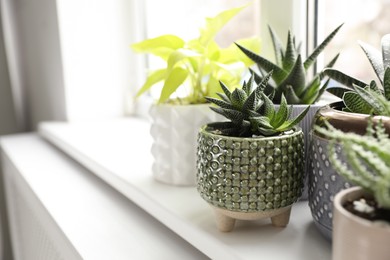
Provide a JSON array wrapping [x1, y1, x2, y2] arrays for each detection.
[[214, 210, 236, 232], [271, 208, 291, 227]]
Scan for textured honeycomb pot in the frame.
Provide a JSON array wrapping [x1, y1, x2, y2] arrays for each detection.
[[333, 187, 390, 260], [150, 104, 223, 186], [196, 124, 304, 231]]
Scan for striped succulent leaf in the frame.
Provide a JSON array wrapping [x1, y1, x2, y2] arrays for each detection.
[[207, 72, 309, 137], [237, 24, 342, 104], [324, 34, 390, 115]]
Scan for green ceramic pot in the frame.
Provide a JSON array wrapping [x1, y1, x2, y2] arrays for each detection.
[[196, 123, 305, 231]]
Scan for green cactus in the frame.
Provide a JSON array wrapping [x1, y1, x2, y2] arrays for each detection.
[[323, 34, 390, 115], [315, 120, 390, 209], [235, 24, 342, 105], [206, 72, 310, 137]]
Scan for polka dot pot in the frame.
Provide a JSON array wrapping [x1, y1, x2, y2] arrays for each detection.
[[196, 123, 305, 232]]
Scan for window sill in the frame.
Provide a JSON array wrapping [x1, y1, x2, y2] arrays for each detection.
[[38, 118, 331, 260]]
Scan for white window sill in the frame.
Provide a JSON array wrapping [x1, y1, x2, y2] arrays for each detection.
[[37, 117, 331, 260]]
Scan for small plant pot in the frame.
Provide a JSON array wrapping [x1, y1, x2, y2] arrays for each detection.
[[333, 187, 390, 260], [196, 123, 304, 232], [308, 101, 390, 240], [150, 104, 222, 186]]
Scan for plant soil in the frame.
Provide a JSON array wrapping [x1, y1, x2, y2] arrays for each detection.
[[344, 196, 390, 224]]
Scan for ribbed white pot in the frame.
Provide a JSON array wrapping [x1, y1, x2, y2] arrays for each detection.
[[149, 104, 223, 186]]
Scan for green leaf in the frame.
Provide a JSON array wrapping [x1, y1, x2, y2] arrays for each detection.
[[300, 76, 320, 102], [135, 69, 166, 98], [326, 86, 351, 99], [268, 25, 285, 66], [381, 34, 390, 71], [359, 40, 385, 85], [323, 68, 367, 88], [353, 85, 386, 114], [216, 93, 231, 103], [210, 107, 245, 123], [314, 78, 331, 103], [199, 4, 247, 46], [235, 43, 288, 84], [131, 35, 185, 60], [158, 67, 188, 103], [284, 85, 302, 104], [384, 67, 390, 100], [342, 91, 374, 114], [260, 93, 275, 118], [221, 37, 261, 66], [231, 88, 248, 109], [279, 55, 306, 98], [283, 31, 298, 72], [272, 94, 289, 128], [219, 81, 232, 100], [167, 49, 200, 70], [277, 105, 310, 131], [205, 97, 235, 110], [304, 24, 343, 70]]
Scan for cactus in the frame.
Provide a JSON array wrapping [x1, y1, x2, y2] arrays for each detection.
[[323, 34, 390, 115], [235, 24, 342, 104], [315, 120, 390, 209], [206, 72, 310, 137]]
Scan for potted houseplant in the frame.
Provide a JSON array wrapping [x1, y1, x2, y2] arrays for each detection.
[[308, 34, 390, 239], [196, 72, 309, 232], [235, 24, 343, 198], [315, 120, 390, 260], [131, 5, 260, 185]]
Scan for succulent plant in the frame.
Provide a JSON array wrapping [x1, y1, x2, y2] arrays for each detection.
[[315, 120, 390, 209], [323, 34, 390, 115], [205, 72, 310, 137], [235, 24, 343, 105]]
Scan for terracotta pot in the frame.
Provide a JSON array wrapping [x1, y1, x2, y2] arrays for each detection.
[[196, 124, 304, 231], [333, 187, 390, 260], [308, 101, 390, 240], [150, 104, 223, 186]]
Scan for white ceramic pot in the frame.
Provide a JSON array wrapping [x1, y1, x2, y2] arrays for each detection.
[[150, 104, 223, 186], [333, 187, 390, 260]]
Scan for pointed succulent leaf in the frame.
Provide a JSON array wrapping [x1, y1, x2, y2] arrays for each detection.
[[382, 34, 390, 71], [327, 86, 352, 99], [343, 91, 374, 114], [268, 25, 285, 66], [304, 24, 343, 70], [242, 74, 256, 95], [277, 105, 310, 131], [353, 85, 386, 114], [249, 116, 273, 129], [368, 80, 381, 94], [323, 68, 367, 88], [279, 55, 306, 97], [210, 107, 245, 123], [260, 92, 275, 118], [359, 40, 385, 86], [313, 78, 331, 103], [301, 76, 320, 101], [219, 81, 232, 100], [231, 88, 248, 109], [326, 53, 340, 68], [205, 97, 235, 110], [283, 31, 298, 72], [242, 88, 258, 112], [235, 43, 288, 84], [216, 93, 231, 103], [384, 67, 390, 100], [271, 94, 289, 128], [284, 85, 302, 104]]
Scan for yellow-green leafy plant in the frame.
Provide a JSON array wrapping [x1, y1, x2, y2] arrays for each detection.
[[132, 5, 260, 104]]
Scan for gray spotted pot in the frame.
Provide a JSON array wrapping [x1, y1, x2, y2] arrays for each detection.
[[308, 132, 353, 240], [196, 123, 305, 232]]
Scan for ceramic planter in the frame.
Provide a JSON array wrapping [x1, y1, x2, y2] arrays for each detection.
[[333, 187, 390, 260], [275, 103, 323, 200], [150, 104, 223, 186], [196, 123, 304, 232], [308, 101, 390, 240]]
